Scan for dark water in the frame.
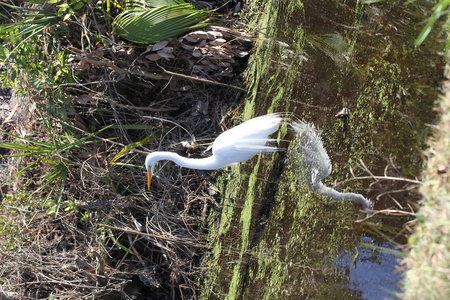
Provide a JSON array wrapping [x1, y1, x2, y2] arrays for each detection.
[[200, 1, 444, 299]]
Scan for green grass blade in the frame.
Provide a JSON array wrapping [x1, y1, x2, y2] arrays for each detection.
[[415, 0, 450, 46], [0, 129, 52, 147], [1, 160, 40, 185], [106, 228, 137, 255], [0, 142, 50, 153], [111, 133, 157, 165], [56, 124, 114, 154]]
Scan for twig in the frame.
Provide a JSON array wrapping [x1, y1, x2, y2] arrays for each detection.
[[334, 175, 422, 187], [358, 159, 377, 178], [73, 55, 170, 80], [100, 224, 210, 249], [161, 68, 247, 91], [356, 208, 416, 223], [376, 184, 420, 201]]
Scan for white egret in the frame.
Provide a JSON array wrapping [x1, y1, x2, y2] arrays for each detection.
[[290, 120, 372, 211], [145, 113, 285, 188]]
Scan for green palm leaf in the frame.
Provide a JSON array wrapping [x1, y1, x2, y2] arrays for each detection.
[[113, 3, 209, 44], [125, 0, 185, 8]]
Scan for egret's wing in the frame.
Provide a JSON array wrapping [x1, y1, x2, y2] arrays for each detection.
[[216, 113, 283, 143], [213, 113, 283, 164], [231, 138, 279, 150], [232, 142, 280, 153], [291, 120, 332, 183]]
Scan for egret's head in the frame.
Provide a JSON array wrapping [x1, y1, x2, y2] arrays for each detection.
[[144, 153, 158, 189]]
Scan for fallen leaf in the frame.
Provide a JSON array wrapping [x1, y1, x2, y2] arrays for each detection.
[[115, 49, 129, 57], [207, 31, 223, 39], [184, 35, 200, 42], [152, 40, 169, 51], [217, 61, 231, 67], [197, 40, 207, 47], [208, 63, 219, 71], [145, 53, 162, 61], [192, 49, 202, 57], [234, 50, 249, 57], [210, 38, 227, 46], [189, 31, 210, 39], [217, 67, 233, 77], [160, 46, 174, 53], [157, 49, 174, 59], [76, 60, 90, 71], [192, 65, 204, 72], [181, 43, 195, 50]]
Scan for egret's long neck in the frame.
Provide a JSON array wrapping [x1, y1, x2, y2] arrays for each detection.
[[316, 184, 372, 210], [146, 152, 229, 171]]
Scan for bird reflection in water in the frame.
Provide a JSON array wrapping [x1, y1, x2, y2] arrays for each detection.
[[289, 120, 372, 212]]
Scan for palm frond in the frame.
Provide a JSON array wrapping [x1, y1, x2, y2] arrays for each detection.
[[0, 2, 59, 36], [113, 3, 209, 44], [125, 0, 186, 9]]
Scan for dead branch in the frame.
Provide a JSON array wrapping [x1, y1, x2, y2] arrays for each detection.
[[101, 224, 210, 249], [335, 175, 422, 188], [356, 208, 416, 223]]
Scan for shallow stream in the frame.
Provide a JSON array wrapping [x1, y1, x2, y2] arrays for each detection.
[[200, 1, 444, 299]]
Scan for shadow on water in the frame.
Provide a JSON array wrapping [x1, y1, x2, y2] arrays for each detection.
[[200, 1, 444, 299]]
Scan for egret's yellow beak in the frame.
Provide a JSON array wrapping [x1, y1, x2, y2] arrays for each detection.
[[147, 170, 152, 189]]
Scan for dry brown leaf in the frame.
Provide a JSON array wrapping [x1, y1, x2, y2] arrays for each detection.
[[210, 38, 227, 46], [181, 43, 195, 51], [185, 31, 210, 40], [184, 35, 200, 43], [217, 61, 231, 67], [234, 50, 249, 57], [162, 46, 174, 53], [152, 40, 169, 51], [192, 65, 204, 72], [197, 40, 207, 48], [115, 49, 129, 57], [157, 48, 175, 59], [76, 60, 90, 71], [211, 53, 232, 60], [145, 53, 162, 61], [218, 68, 233, 77], [206, 31, 223, 39], [208, 63, 219, 71], [192, 49, 202, 57]]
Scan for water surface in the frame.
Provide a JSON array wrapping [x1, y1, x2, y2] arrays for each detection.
[[200, 1, 444, 299]]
